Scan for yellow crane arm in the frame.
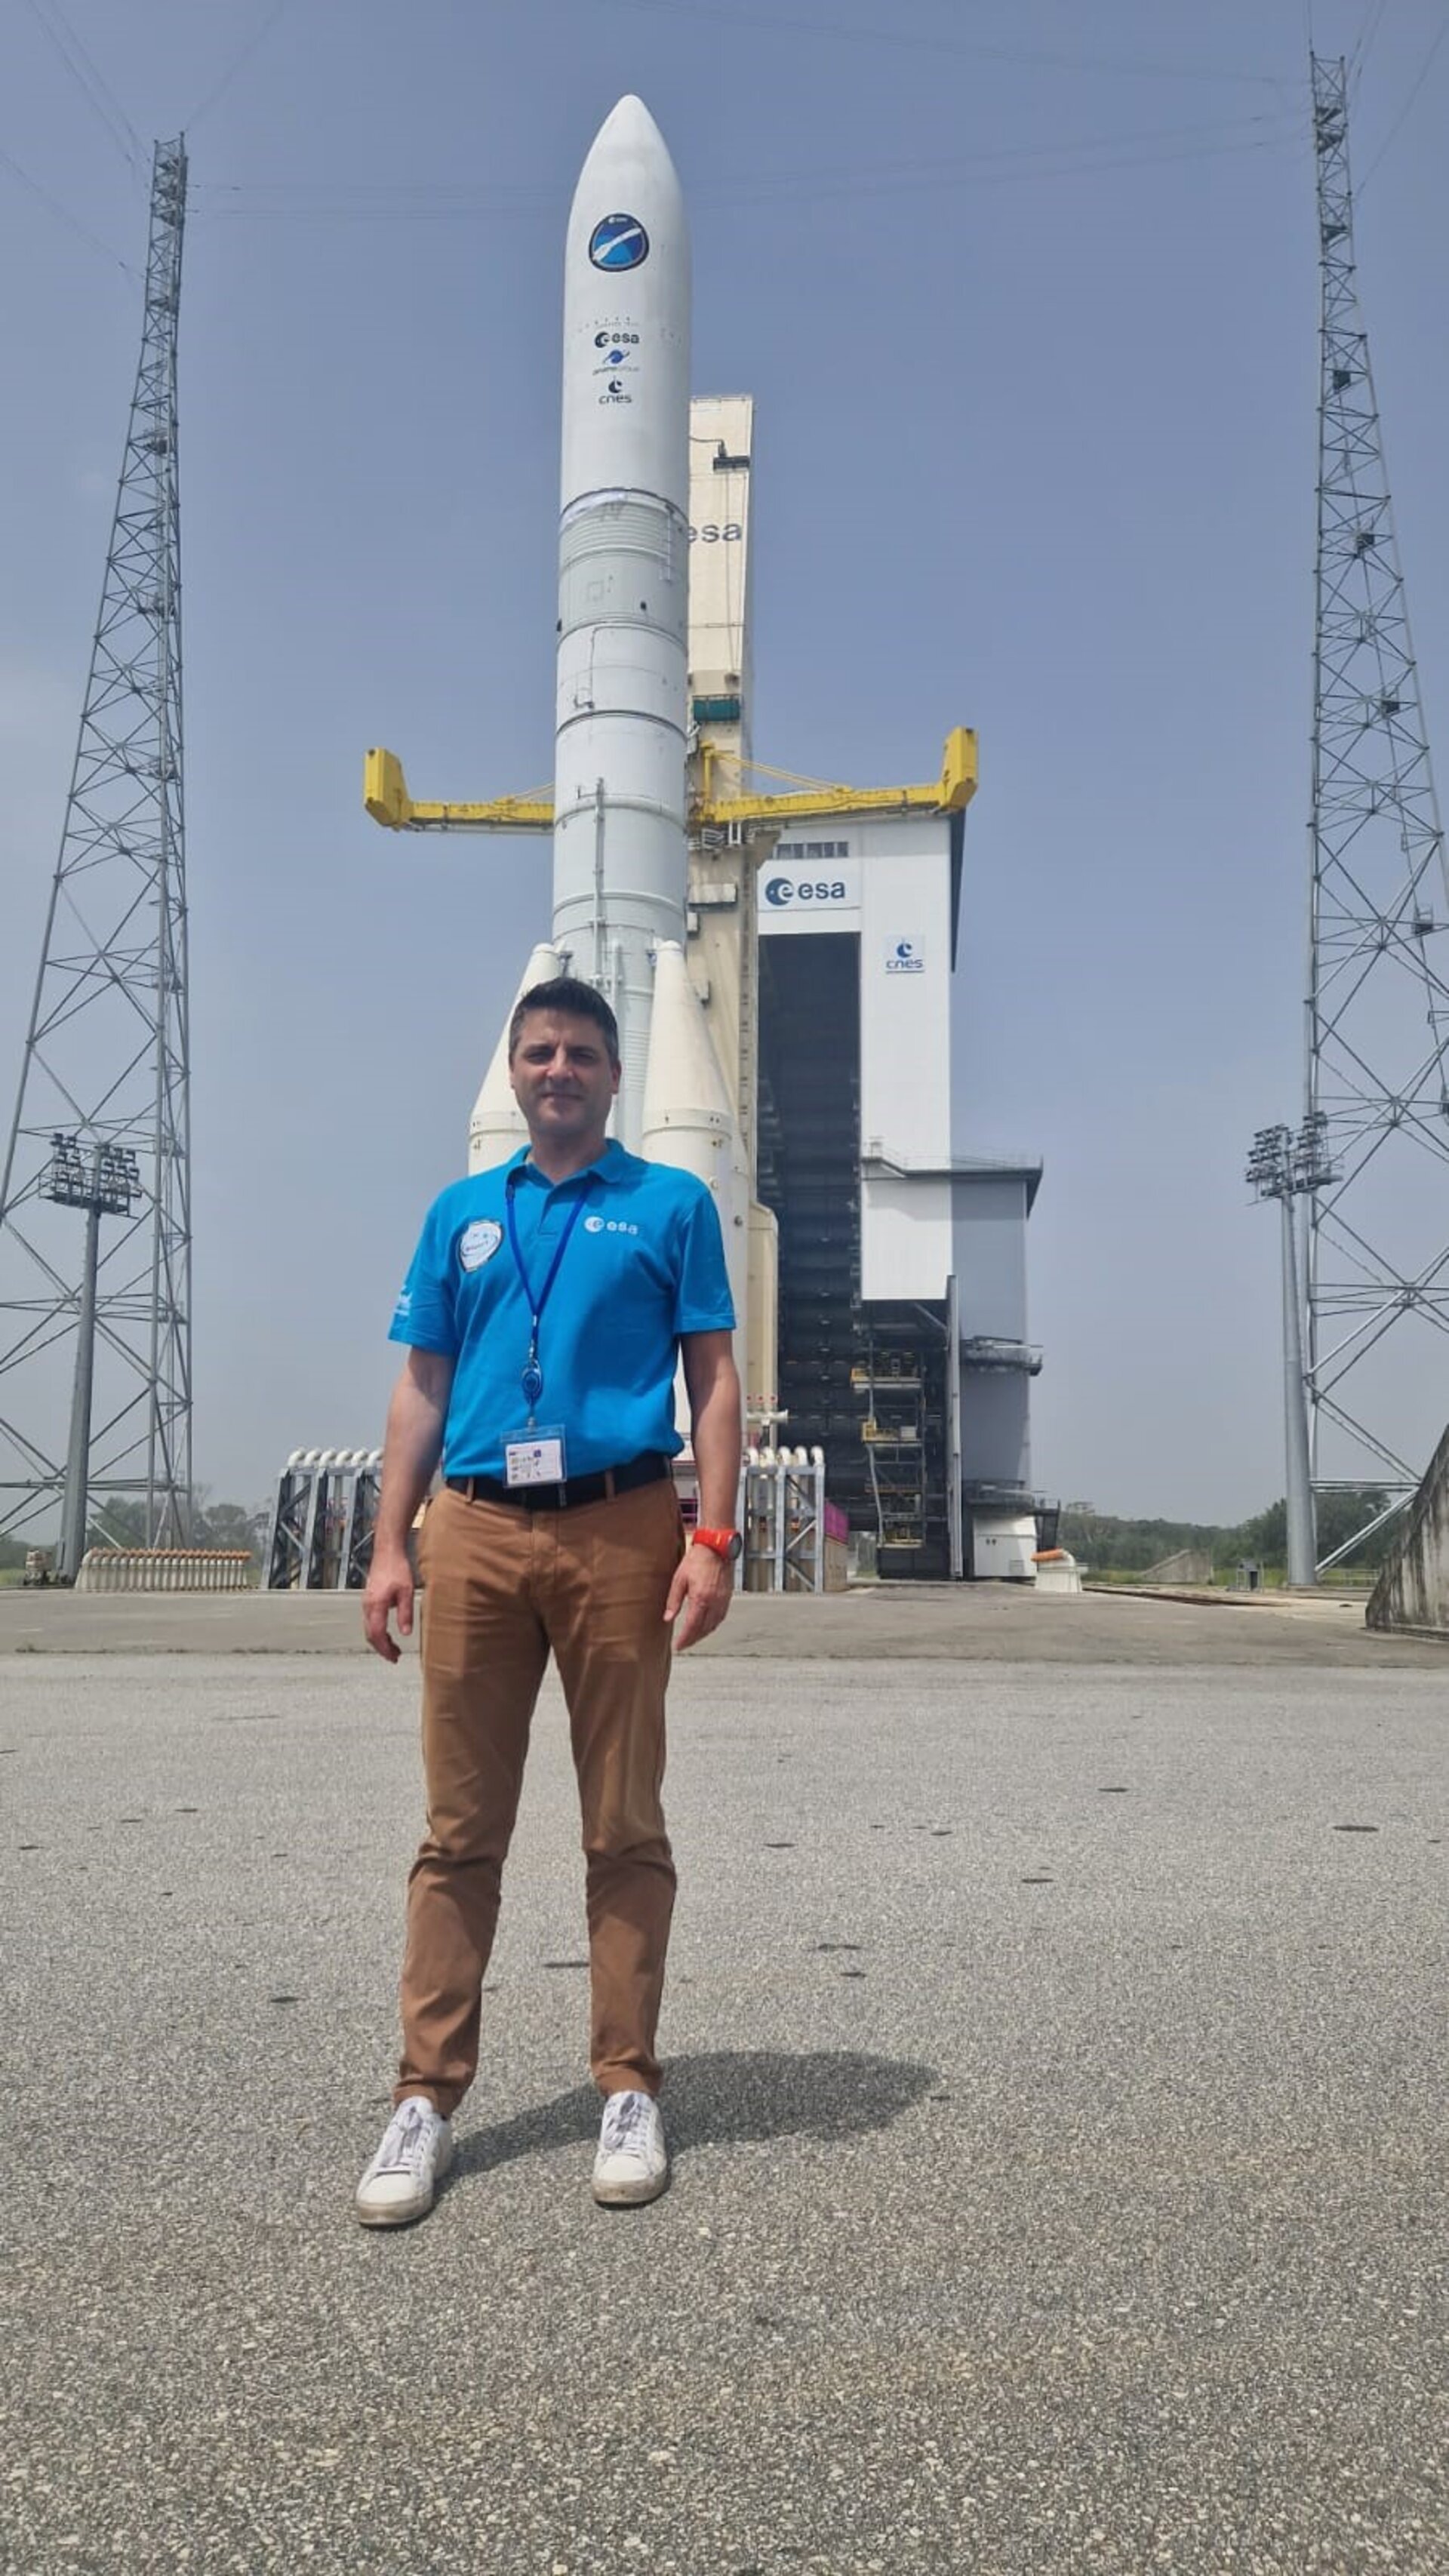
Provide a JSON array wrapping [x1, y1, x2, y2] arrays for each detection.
[[363, 728, 977, 834], [696, 726, 977, 823], [364, 747, 552, 833]]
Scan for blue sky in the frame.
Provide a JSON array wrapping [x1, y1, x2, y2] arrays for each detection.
[[2, 0, 1446, 1522]]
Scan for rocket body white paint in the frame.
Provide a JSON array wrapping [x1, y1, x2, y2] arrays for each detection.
[[552, 95, 691, 1153]]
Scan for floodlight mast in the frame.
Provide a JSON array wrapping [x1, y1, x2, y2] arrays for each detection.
[[1247, 1116, 1337, 1587], [42, 1140, 142, 1579]]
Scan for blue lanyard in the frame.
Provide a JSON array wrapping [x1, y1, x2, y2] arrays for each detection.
[[504, 1168, 592, 1414]]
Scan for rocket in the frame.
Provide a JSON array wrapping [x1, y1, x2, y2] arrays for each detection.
[[470, 98, 748, 1333], [552, 94, 691, 1132]]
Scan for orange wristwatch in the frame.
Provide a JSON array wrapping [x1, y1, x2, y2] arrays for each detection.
[[691, 1526, 743, 1563]]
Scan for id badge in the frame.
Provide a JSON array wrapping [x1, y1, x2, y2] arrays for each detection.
[[503, 1426, 568, 1490]]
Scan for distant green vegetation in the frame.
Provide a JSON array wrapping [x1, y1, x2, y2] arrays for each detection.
[[79, 1496, 266, 1556], [0, 1494, 268, 1576], [1061, 1490, 1395, 1581], [3, 1491, 1398, 1590]]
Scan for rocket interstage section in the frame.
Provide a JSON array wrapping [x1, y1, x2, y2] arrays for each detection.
[[555, 94, 691, 1150]]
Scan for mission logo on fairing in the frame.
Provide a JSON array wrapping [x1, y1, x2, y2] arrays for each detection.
[[589, 213, 650, 271]]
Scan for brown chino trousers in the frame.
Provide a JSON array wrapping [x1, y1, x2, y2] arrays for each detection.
[[395, 1475, 684, 2118]]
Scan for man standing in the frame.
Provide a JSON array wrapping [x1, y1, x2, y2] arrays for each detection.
[[357, 977, 741, 2227]]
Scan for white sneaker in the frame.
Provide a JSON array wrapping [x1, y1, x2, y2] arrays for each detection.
[[592, 2088, 669, 2207], [355, 2097, 453, 2227]]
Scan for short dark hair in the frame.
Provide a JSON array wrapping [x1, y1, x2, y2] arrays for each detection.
[[508, 976, 620, 1068]]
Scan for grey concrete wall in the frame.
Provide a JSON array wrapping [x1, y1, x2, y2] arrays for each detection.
[[1142, 1548, 1215, 1585], [1367, 1418, 1449, 1634]]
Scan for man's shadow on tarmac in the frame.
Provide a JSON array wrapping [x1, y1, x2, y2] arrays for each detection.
[[453, 2050, 939, 2180]]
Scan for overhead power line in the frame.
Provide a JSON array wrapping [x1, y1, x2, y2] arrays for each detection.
[[1349, 0, 1392, 96], [0, 140, 136, 276], [185, 0, 297, 130], [1358, 16, 1448, 190], [189, 106, 1309, 226], [565, 0, 1294, 87], [23, 0, 140, 166]]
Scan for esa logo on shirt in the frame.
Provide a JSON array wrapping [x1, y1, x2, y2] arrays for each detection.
[[584, 1214, 639, 1236], [458, 1220, 503, 1272]]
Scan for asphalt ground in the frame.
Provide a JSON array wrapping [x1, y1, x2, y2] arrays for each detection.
[[2, 1598, 1445, 2573]]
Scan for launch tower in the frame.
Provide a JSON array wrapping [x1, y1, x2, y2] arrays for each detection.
[[0, 140, 192, 1567], [1298, 57, 1449, 1565]]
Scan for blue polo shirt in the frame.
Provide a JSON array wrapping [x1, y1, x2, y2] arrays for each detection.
[[388, 1142, 736, 1479]]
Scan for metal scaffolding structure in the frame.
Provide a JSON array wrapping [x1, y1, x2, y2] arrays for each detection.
[[0, 138, 192, 1551], [1304, 57, 1449, 1553]]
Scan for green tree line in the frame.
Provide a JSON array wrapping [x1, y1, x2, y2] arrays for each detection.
[[5, 1489, 1401, 1583], [1060, 1489, 1395, 1577], [0, 1494, 269, 1573]]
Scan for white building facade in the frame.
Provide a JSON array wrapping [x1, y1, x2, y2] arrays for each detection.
[[688, 398, 1043, 1577]]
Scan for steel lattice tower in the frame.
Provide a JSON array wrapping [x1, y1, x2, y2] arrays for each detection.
[[1304, 57, 1449, 1555], [0, 138, 191, 1557]]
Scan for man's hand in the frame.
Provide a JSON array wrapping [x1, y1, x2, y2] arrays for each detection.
[[675, 1329, 742, 1653], [362, 1352, 452, 1663], [364, 1542, 416, 1665], [664, 1540, 734, 1652]]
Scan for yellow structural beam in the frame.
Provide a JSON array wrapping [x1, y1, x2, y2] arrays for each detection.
[[363, 728, 977, 836], [364, 747, 552, 833], [697, 725, 977, 825]]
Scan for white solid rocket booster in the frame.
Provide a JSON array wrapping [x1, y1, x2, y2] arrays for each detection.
[[553, 95, 691, 1152]]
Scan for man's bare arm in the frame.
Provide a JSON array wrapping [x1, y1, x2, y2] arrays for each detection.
[[666, 1330, 742, 1651], [363, 1347, 455, 1663]]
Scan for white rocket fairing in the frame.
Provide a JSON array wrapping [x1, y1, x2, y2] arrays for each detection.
[[469, 96, 748, 1346]]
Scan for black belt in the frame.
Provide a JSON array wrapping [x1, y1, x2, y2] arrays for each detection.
[[445, 1452, 671, 1512]]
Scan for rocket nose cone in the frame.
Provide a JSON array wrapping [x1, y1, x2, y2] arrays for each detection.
[[591, 93, 669, 155], [568, 88, 687, 257], [577, 92, 681, 193]]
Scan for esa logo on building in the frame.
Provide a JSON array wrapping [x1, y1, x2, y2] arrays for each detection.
[[885, 940, 925, 974], [764, 876, 849, 908], [589, 213, 649, 272]]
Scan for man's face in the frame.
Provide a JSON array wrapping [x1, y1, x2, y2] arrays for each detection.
[[509, 1010, 620, 1150]]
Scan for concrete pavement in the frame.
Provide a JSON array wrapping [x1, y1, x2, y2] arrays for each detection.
[[2, 1574, 1443, 1665], [2, 1612, 1445, 2571]]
